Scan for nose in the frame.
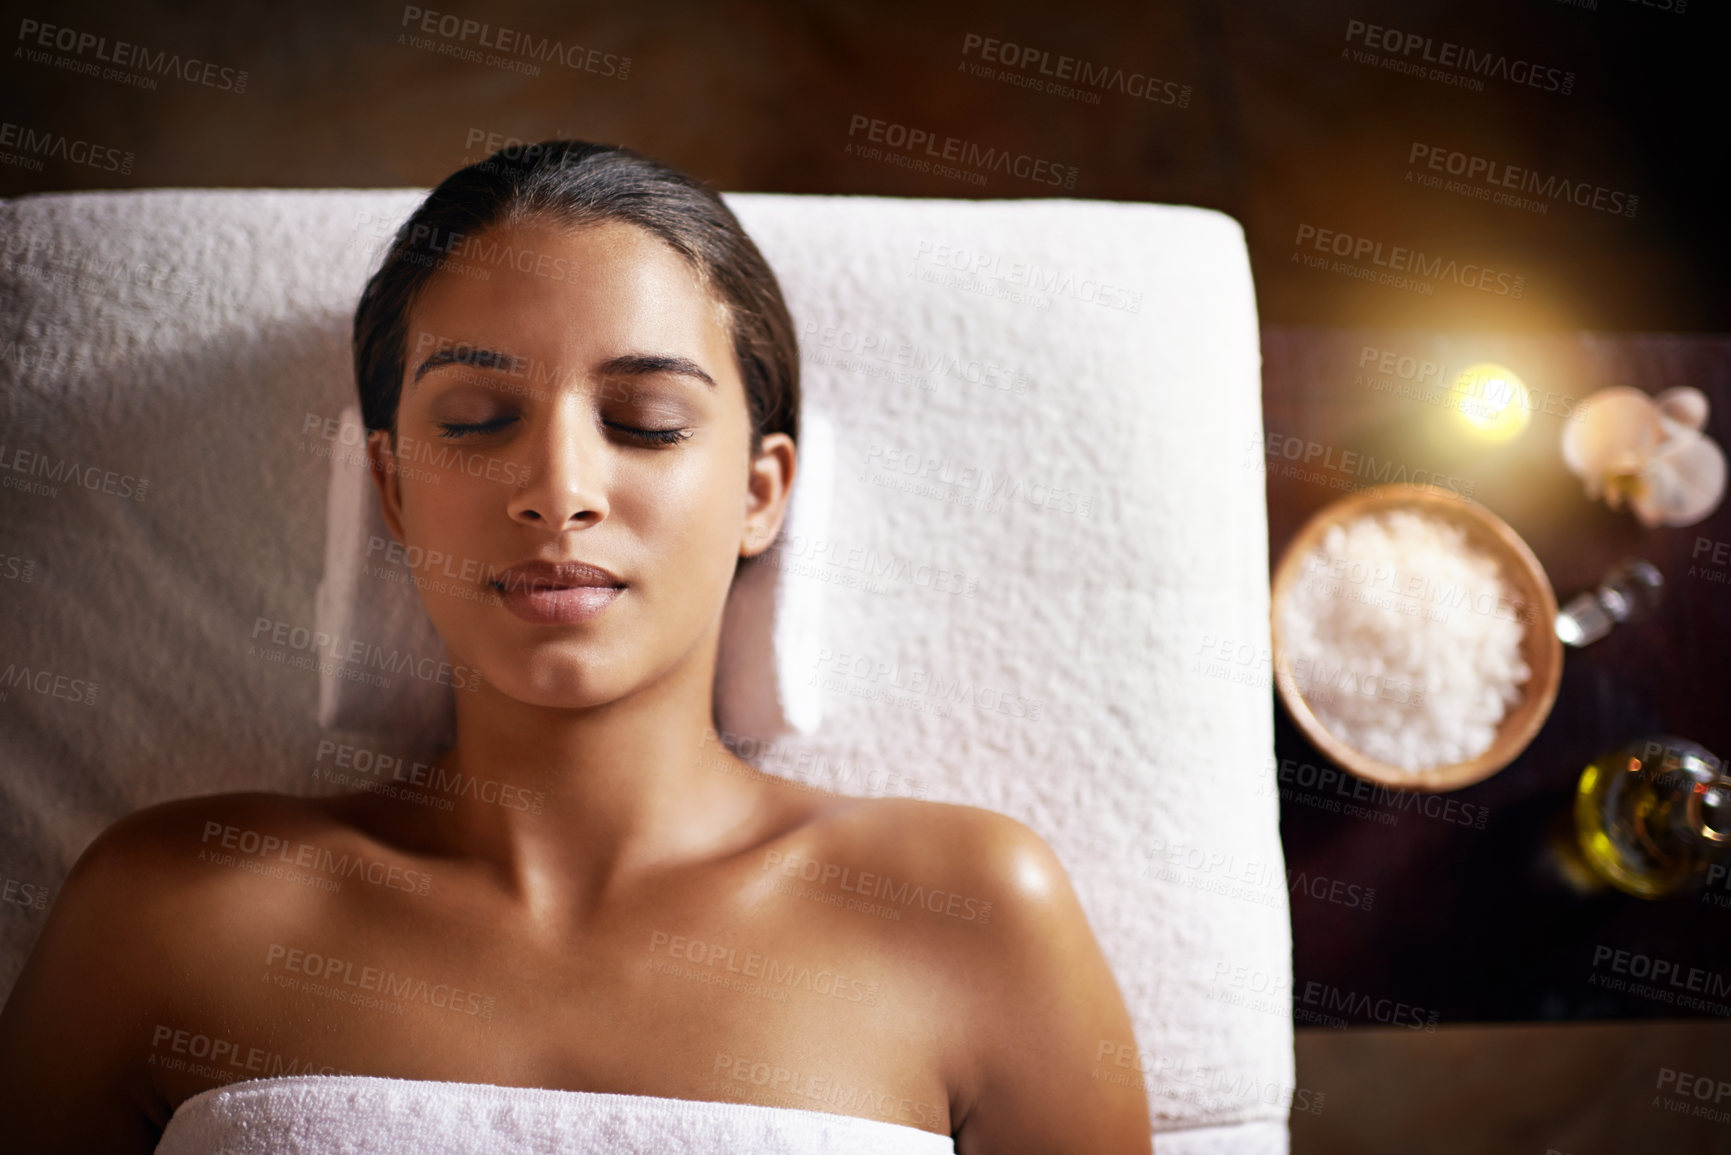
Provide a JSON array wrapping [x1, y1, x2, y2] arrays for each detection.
[[505, 401, 609, 529]]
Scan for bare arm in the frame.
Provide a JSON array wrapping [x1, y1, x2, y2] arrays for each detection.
[[950, 811, 1154, 1155]]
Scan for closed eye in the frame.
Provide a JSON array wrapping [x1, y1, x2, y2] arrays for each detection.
[[432, 417, 692, 446], [610, 424, 693, 447], [435, 416, 516, 439]]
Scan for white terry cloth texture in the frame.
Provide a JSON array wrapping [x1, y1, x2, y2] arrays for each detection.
[[0, 188, 1287, 1152], [154, 1074, 958, 1155]]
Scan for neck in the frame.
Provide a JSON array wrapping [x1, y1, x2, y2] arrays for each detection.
[[425, 632, 768, 934]]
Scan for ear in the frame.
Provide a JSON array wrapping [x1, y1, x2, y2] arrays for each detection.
[[740, 433, 796, 559], [365, 429, 407, 544]]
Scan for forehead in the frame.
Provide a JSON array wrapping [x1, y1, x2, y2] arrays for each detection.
[[405, 217, 734, 378]]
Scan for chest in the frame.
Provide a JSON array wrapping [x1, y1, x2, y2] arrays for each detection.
[[147, 865, 955, 1135]]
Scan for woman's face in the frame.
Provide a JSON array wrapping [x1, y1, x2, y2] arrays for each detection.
[[366, 217, 794, 709]]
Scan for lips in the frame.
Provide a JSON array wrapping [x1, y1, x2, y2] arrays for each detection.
[[490, 560, 625, 626], [491, 560, 623, 595]]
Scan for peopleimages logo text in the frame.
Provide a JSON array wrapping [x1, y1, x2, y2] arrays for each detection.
[[1344, 19, 1574, 94], [16, 18, 249, 92], [1408, 144, 1637, 218], [846, 115, 1078, 189], [959, 33, 1191, 107], [0, 121, 133, 174], [1293, 224, 1525, 298], [398, 6, 630, 77]]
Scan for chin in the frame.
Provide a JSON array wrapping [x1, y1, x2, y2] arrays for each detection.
[[469, 648, 635, 709]]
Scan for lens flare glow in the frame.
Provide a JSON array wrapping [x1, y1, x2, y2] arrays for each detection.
[[1451, 362, 1531, 441]]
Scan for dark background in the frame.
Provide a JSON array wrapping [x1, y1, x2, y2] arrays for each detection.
[[2, 0, 1723, 332], [5, 0, 1727, 1031]]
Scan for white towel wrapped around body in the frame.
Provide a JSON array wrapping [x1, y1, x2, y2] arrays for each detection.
[[154, 1074, 957, 1154]]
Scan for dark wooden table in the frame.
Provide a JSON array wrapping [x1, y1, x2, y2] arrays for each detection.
[[1292, 1021, 1731, 1153], [1261, 324, 1731, 1025]]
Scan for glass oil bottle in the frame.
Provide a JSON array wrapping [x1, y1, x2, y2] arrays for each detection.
[[1573, 736, 1730, 899]]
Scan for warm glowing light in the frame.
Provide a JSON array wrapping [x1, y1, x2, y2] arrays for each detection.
[[1450, 362, 1531, 441]]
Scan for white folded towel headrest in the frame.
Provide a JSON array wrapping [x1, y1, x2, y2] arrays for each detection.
[[154, 1074, 956, 1155]]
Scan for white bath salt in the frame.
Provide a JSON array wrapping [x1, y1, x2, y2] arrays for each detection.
[[1278, 507, 1532, 771]]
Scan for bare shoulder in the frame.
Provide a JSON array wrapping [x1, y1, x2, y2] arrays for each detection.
[[808, 796, 1153, 1154], [58, 788, 401, 976], [767, 793, 1089, 991], [0, 791, 347, 1152], [18, 790, 361, 960], [71, 790, 357, 877], [799, 794, 1076, 918], [12, 787, 355, 996]]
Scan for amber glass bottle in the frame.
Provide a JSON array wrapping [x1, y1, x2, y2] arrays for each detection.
[[1574, 736, 1730, 898]]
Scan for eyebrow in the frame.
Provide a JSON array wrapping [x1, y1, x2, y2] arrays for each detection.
[[597, 352, 717, 390], [412, 345, 526, 383], [411, 347, 717, 390]]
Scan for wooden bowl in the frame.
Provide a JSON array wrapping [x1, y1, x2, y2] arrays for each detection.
[[1269, 484, 1563, 793]]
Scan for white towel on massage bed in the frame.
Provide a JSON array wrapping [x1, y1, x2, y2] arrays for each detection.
[[153, 1074, 956, 1154], [0, 189, 1289, 1153]]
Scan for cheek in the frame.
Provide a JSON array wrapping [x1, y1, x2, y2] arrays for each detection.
[[389, 470, 513, 592], [399, 472, 493, 544], [625, 451, 745, 564]]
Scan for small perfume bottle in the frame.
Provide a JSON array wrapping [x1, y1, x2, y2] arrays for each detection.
[[1573, 736, 1730, 898], [1555, 559, 1663, 647]]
